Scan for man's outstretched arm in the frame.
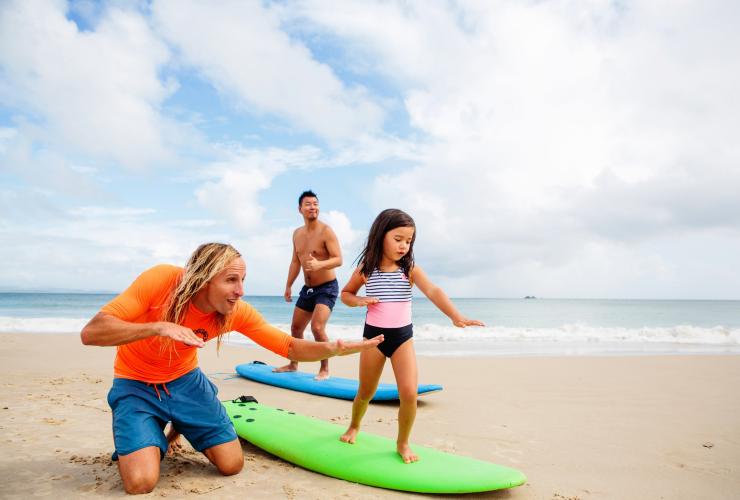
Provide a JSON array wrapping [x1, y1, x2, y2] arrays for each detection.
[[286, 335, 384, 362]]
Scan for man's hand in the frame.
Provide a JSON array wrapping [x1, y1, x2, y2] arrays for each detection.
[[302, 252, 324, 272], [333, 335, 385, 356], [284, 286, 292, 302], [156, 322, 205, 347]]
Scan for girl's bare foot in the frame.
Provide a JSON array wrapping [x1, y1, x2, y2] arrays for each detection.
[[273, 362, 298, 373], [397, 442, 418, 463], [315, 369, 330, 381], [339, 427, 359, 444]]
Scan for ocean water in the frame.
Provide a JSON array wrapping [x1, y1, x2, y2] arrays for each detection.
[[1, 293, 738, 357]]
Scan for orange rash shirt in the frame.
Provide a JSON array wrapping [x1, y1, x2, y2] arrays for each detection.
[[100, 264, 293, 384]]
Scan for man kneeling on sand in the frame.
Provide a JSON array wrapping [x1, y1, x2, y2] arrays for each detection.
[[80, 242, 382, 494]]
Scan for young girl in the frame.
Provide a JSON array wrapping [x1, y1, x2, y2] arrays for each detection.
[[339, 209, 484, 463]]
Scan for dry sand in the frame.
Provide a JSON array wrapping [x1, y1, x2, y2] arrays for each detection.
[[0, 332, 738, 499]]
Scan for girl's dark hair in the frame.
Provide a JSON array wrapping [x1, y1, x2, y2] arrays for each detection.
[[357, 209, 416, 277]]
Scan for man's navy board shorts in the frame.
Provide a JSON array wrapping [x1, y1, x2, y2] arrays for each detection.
[[295, 279, 339, 312]]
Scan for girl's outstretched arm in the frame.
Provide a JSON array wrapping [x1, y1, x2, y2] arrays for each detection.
[[410, 266, 485, 328], [340, 268, 380, 307]]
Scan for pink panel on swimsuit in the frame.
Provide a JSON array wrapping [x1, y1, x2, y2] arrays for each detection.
[[366, 301, 412, 328]]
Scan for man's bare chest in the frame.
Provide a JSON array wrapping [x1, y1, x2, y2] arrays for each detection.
[[295, 234, 327, 257]]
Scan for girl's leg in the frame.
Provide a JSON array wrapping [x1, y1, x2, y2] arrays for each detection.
[[389, 339, 419, 463], [340, 347, 386, 444]]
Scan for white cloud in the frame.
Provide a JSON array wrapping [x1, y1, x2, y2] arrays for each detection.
[[194, 145, 323, 233], [324, 134, 424, 168], [0, 188, 306, 294], [68, 206, 156, 218], [0, 201, 213, 291], [1, 127, 104, 199], [196, 168, 273, 234], [322, 209, 363, 251], [152, 0, 385, 142], [289, 0, 471, 85], [0, 0, 737, 299], [295, 0, 740, 298], [0, 0, 176, 168], [234, 226, 295, 295]]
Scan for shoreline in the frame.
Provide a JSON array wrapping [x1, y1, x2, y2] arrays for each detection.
[[1, 333, 738, 499], [3, 319, 739, 358]]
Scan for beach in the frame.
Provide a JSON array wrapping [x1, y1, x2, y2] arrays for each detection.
[[1, 333, 738, 499]]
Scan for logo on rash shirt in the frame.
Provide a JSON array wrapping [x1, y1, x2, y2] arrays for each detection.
[[194, 329, 209, 341]]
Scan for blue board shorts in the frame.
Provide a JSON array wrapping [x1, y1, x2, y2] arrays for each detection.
[[295, 279, 339, 312], [106, 368, 236, 460]]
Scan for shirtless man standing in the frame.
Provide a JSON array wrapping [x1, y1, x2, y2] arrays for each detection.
[[274, 190, 342, 380]]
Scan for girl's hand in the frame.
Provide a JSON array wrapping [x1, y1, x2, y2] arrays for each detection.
[[452, 317, 485, 328], [356, 296, 380, 307]]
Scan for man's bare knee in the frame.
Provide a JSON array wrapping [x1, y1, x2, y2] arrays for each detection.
[[216, 454, 244, 476], [310, 317, 328, 339], [117, 447, 161, 495], [204, 439, 244, 476], [122, 472, 158, 495], [310, 326, 327, 340]]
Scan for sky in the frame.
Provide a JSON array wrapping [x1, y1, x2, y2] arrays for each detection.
[[0, 0, 739, 299]]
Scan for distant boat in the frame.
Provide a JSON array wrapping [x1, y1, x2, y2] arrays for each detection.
[[524, 296, 537, 299]]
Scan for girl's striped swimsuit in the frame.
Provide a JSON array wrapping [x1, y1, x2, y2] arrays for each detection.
[[363, 268, 413, 357]]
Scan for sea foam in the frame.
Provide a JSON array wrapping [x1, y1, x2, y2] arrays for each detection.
[[2, 317, 738, 356], [222, 322, 740, 356]]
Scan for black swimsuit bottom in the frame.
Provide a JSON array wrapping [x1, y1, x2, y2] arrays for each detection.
[[362, 323, 413, 358]]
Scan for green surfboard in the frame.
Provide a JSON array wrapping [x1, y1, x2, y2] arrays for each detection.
[[224, 396, 526, 494]]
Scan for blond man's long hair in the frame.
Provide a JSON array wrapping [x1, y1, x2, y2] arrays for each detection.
[[161, 242, 241, 352]]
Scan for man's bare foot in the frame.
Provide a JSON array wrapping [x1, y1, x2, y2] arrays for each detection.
[[166, 430, 184, 456], [397, 442, 419, 464], [273, 363, 298, 373], [314, 370, 330, 381], [339, 427, 359, 444]]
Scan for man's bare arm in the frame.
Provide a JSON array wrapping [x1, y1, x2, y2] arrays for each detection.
[[303, 227, 343, 272], [80, 312, 206, 348], [322, 226, 343, 269], [284, 241, 301, 301], [287, 335, 384, 361]]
